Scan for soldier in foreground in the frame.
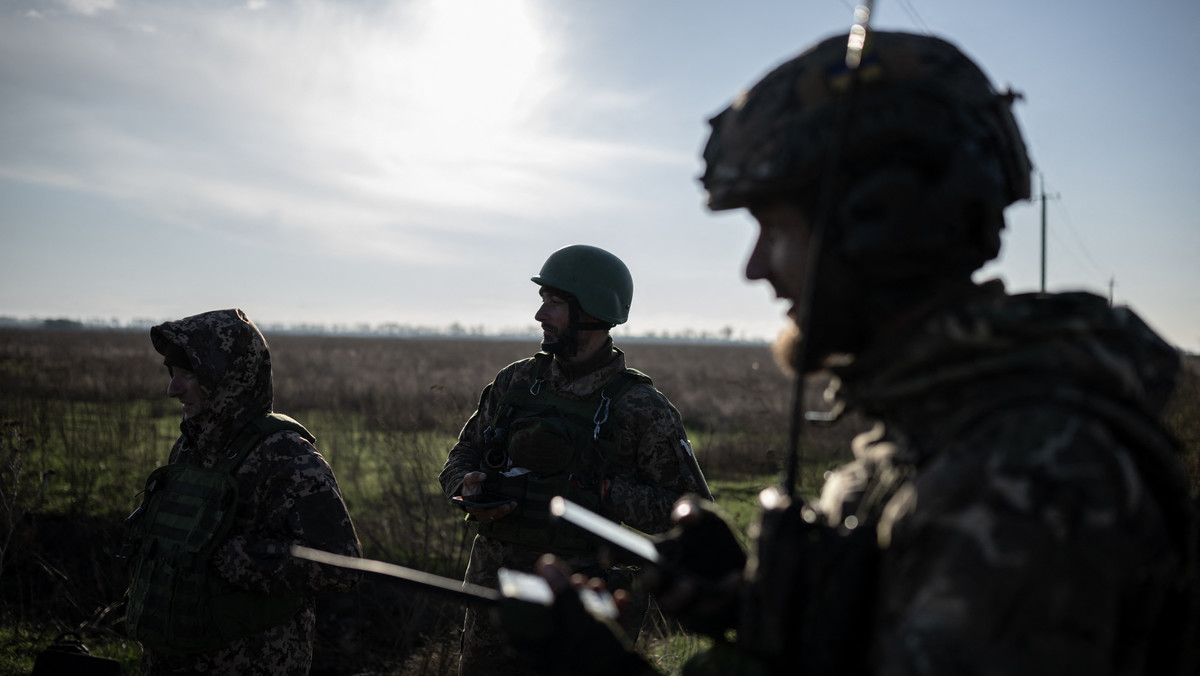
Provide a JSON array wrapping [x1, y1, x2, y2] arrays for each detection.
[[440, 244, 711, 675], [122, 308, 362, 675], [504, 30, 1197, 675]]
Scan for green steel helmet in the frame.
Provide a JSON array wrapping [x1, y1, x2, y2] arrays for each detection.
[[701, 30, 1033, 278], [531, 245, 634, 326]]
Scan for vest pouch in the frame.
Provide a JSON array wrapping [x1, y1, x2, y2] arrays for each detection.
[[740, 494, 878, 675], [480, 473, 601, 555], [125, 463, 244, 653], [506, 409, 577, 475]]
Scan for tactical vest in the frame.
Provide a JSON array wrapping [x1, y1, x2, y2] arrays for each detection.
[[124, 413, 310, 654], [477, 353, 651, 555]]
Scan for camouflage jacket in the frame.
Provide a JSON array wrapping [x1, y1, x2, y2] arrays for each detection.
[[136, 309, 361, 674], [440, 341, 709, 537], [741, 281, 1192, 676]]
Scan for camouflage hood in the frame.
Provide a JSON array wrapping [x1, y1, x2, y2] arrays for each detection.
[[832, 281, 1181, 456], [151, 308, 273, 462]]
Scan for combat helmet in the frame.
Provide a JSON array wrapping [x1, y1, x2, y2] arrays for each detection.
[[701, 30, 1032, 279], [532, 245, 633, 326]]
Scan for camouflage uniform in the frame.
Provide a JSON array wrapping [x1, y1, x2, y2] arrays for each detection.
[[440, 338, 710, 676], [132, 309, 362, 676], [734, 282, 1193, 675]]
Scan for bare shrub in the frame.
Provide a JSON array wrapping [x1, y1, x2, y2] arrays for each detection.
[[1164, 355, 1200, 490]]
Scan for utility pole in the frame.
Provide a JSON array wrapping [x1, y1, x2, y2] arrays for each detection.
[[1036, 172, 1060, 293], [1108, 276, 1115, 307]]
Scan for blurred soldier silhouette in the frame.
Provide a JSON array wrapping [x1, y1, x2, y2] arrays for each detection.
[[501, 29, 1198, 676]]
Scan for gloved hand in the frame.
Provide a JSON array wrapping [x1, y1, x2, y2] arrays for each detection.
[[643, 497, 747, 638], [500, 555, 657, 676]]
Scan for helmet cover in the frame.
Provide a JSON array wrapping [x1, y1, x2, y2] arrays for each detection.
[[700, 31, 1032, 278]]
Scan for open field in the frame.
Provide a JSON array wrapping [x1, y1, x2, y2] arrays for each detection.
[[0, 327, 833, 674], [0, 327, 1196, 674]]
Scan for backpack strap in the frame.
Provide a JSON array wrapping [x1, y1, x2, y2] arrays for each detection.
[[220, 413, 313, 471], [612, 367, 652, 396]]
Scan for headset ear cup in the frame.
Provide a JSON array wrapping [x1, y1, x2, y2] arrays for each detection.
[[836, 141, 1008, 280], [919, 145, 1009, 268], [838, 167, 924, 266]]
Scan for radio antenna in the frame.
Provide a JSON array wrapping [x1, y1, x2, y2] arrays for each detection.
[[782, 1, 875, 500]]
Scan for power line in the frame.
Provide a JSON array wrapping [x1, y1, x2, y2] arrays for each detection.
[[836, 0, 932, 33], [1048, 191, 1108, 281], [1036, 173, 1113, 296], [1039, 173, 1110, 278], [893, 0, 933, 34]]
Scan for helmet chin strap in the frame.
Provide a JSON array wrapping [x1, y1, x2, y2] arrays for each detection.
[[543, 297, 613, 358]]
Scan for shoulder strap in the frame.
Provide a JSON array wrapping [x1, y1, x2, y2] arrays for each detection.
[[618, 367, 652, 387], [599, 367, 653, 410], [220, 413, 313, 471]]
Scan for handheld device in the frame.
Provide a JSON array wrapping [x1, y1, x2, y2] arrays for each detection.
[[451, 493, 516, 510]]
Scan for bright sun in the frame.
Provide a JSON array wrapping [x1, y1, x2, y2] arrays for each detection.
[[409, 0, 547, 140], [311, 0, 557, 209]]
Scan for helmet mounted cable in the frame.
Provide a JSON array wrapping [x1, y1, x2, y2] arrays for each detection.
[[783, 1, 875, 501]]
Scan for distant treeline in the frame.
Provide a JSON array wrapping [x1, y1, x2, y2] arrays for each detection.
[[0, 316, 768, 344]]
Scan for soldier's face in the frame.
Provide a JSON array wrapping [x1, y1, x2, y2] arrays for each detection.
[[534, 288, 571, 347], [745, 200, 814, 328], [167, 366, 205, 420]]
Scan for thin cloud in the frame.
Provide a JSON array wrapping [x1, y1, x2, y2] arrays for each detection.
[[0, 0, 679, 265], [54, 0, 116, 16]]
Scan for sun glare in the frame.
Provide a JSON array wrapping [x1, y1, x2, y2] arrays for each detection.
[[374, 1, 549, 160], [316, 0, 557, 210], [411, 0, 545, 135]]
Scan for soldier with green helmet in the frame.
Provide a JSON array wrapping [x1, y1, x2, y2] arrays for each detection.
[[498, 29, 1197, 676], [439, 244, 712, 675]]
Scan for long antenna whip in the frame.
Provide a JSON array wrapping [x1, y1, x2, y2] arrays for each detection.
[[782, 1, 875, 500]]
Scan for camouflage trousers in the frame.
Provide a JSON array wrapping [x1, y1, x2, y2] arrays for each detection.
[[459, 535, 647, 676]]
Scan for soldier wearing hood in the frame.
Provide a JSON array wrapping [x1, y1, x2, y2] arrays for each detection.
[[123, 308, 361, 675], [500, 30, 1197, 676]]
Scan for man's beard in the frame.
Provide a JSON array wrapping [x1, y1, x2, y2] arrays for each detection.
[[771, 322, 803, 376], [771, 295, 859, 376], [541, 327, 577, 357]]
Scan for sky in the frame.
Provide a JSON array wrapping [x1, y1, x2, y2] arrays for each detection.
[[2, 0, 1198, 351]]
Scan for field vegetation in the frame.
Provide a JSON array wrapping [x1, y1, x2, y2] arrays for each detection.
[[0, 327, 1196, 674]]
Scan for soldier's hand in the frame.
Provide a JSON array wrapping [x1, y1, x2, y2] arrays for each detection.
[[642, 497, 747, 637], [460, 471, 517, 523], [461, 471, 489, 497], [500, 555, 656, 676]]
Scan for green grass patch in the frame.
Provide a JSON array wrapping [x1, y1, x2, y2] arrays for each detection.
[[0, 622, 141, 676]]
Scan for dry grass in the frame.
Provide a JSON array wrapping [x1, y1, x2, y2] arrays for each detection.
[[0, 327, 1194, 675], [0, 328, 815, 674]]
